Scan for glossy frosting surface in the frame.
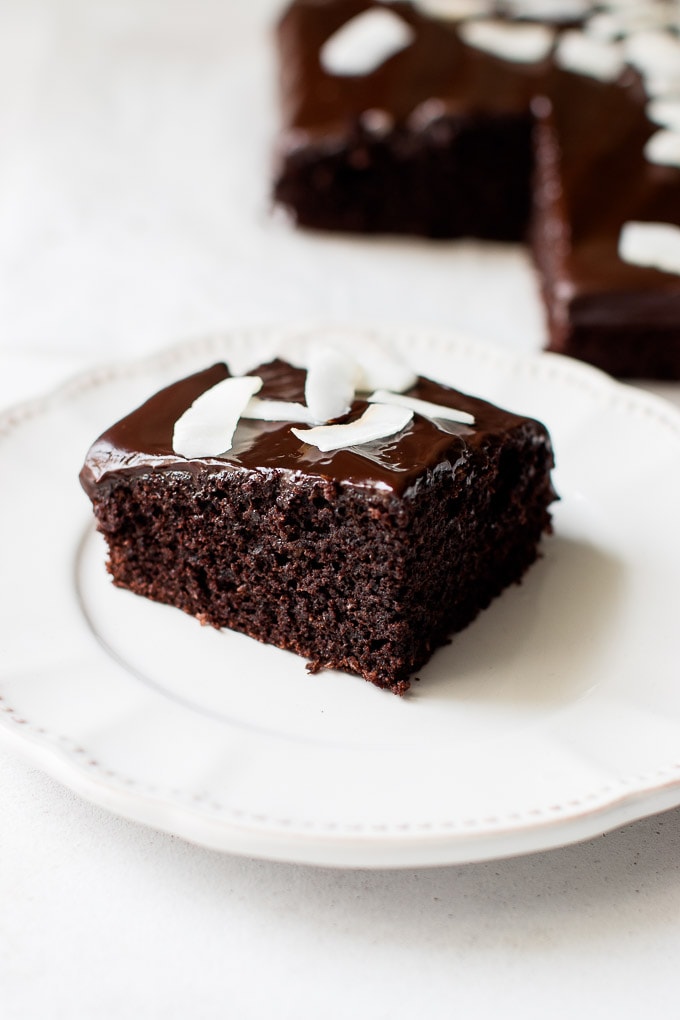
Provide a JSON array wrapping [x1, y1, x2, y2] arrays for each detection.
[[80, 360, 540, 498], [278, 0, 544, 131]]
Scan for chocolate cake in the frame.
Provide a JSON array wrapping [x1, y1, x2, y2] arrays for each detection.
[[273, 0, 680, 378], [79, 354, 556, 694]]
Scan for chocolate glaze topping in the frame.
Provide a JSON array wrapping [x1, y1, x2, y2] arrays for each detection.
[[277, 0, 544, 133], [80, 360, 546, 499]]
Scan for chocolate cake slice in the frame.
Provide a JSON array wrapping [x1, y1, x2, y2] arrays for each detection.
[[80, 355, 556, 694], [273, 0, 680, 378]]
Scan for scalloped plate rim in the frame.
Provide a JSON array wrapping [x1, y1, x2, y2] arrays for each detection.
[[2, 322, 680, 868]]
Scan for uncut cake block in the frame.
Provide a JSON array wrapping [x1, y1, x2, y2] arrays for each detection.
[[80, 359, 556, 694], [273, 0, 680, 378]]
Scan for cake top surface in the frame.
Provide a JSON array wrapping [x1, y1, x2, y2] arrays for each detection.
[[80, 358, 547, 499], [278, 0, 680, 126], [278, 0, 547, 130]]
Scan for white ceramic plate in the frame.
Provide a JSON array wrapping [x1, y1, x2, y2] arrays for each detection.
[[2, 324, 680, 868]]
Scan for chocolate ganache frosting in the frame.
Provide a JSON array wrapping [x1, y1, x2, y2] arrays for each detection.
[[80, 360, 549, 500]]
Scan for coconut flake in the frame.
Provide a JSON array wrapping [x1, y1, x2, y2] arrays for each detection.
[[647, 98, 680, 131], [644, 76, 680, 100], [415, 0, 490, 20], [624, 29, 680, 78], [630, 9, 676, 32], [619, 220, 680, 275], [305, 346, 357, 423], [600, 0, 670, 11], [584, 12, 623, 42], [367, 389, 475, 425], [610, 7, 676, 34], [459, 19, 555, 63], [644, 128, 680, 168], [291, 404, 413, 453], [242, 398, 317, 425], [556, 30, 625, 81], [320, 8, 414, 77], [504, 0, 591, 22], [173, 375, 262, 458], [354, 349, 417, 394]]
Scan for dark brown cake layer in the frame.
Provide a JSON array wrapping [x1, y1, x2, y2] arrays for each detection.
[[81, 359, 557, 693], [273, 0, 680, 378]]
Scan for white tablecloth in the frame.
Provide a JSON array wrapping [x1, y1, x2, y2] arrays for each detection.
[[2, 2, 680, 1016]]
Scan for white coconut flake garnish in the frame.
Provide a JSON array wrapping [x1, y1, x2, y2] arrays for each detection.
[[305, 346, 357, 423], [308, 331, 417, 393], [291, 404, 414, 453], [601, 0, 670, 11], [173, 375, 263, 458], [459, 19, 555, 63], [555, 30, 624, 81], [354, 349, 417, 394], [367, 389, 475, 425], [644, 76, 680, 101], [505, 0, 591, 22], [242, 398, 317, 425], [624, 30, 680, 79], [619, 221, 680, 275], [415, 0, 490, 21], [584, 13, 622, 42], [320, 8, 414, 78], [607, 7, 676, 35], [647, 98, 680, 131], [644, 128, 680, 168]]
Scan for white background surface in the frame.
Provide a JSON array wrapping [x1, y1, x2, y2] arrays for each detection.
[[1, 1, 680, 1017]]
